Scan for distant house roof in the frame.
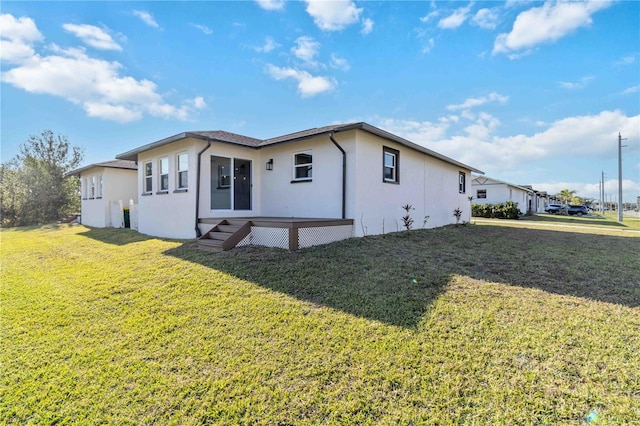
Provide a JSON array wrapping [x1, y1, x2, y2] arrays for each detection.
[[67, 160, 137, 177], [472, 175, 533, 193], [116, 122, 483, 173]]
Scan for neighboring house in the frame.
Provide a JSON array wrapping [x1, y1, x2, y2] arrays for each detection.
[[68, 160, 138, 228], [116, 122, 482, 246], [471, 175, 534, 214]]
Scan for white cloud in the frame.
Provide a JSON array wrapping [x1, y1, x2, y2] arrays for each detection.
[[132, 10, 160, 28], [254, 36, 279, 53], [265, 64, 335, 97], [493, 1, 612, 56], [1, 22, 203, 123], [191, 96, 207, 109], [446, 92, 509, 111], [420, 10, 439, 23], [304, 0, 362, 31], [421, 38, 435, 54], [291, 36, 320, 68], [330, 53, 350, 71], [0, 14, 43, 64], [375, 109, 639, 187], [557, 76, 594, 90], [615, 55, 636, 66], [621, 85, 640, 95], [62, 23, 121, 51], [192, 24, 212, 35], [361, 18, 374, 34], [471, 8, 500, 30], [255, 0, 285, 11], [438, 4, 473, 29]]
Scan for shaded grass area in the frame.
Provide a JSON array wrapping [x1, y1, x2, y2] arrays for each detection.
[[1, 223, 639, 424], [520, 212, 640, 230]]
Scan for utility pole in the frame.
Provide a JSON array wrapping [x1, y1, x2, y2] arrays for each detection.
[[601, 171, 605, 213], [618, 133, 627, 222]]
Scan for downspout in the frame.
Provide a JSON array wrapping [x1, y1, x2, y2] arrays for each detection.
[[194, 138, 212, 237], [329, 132, 346, 219]]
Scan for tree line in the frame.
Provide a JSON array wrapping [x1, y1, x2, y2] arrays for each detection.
[[0, 130, 83, 227]]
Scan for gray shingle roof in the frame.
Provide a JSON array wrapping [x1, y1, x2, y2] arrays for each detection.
[[115, 122, 483, 173], [67, 160, 137, 176]]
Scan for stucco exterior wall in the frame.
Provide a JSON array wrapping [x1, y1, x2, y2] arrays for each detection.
[[351, 131, 472, 237], [137, 138, 199, 239], [472, 180, 530, 213], [258, 134, 348, 219], [80, 166, 137, 227]]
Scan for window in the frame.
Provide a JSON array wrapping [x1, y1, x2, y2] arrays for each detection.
[[459, 172, 466, 193], [177, 153, 188, 190], [383, 146, 399, 184], [159, 157, 169, 192], [82, 177, 88, 199], [97, 174, 103, 198], [144, 161, 153, 193], [477, 189, 487, 199], [90, 176, 96, 199], [293, 151, 312, 181]]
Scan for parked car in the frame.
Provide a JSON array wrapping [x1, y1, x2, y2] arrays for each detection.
[[567, 205, 588, 216], [544, 204, 566, 214]]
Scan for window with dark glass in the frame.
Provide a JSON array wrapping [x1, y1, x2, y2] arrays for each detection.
[[159, 157, 169, 192], [383, 146, 399, 184], [459, 172, 466, 193], [144, 161, 153, 193], [477, 189, 487, 199], [177, 153, 188, 189], [293, 151, 312, 181]]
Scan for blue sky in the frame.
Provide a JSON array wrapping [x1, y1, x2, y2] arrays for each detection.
[[1, 0, 638, 202]]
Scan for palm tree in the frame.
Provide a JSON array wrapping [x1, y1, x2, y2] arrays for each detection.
[[558, 189, 576, 205]]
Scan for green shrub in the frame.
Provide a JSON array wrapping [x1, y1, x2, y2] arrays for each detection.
[[472, 202, 522, 219]]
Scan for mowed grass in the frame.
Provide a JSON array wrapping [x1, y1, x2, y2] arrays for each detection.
[[516, 211, 640, 231], [1, 222, 639, 424]]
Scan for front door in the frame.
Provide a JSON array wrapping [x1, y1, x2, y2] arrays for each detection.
[[233, 159, 251, 210], [211, 156, 252, 211]]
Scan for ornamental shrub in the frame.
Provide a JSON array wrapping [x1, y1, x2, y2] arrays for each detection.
[[472, 202, 522, 219]]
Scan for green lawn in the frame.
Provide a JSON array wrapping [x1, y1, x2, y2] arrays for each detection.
[[517, 212, 640, 231], [1, 222, 639, 424]]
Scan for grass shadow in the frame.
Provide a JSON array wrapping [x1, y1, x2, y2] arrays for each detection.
[[79, 226, 160, 246], [165, 225, 639, 329], [165, 234, 453, 329]]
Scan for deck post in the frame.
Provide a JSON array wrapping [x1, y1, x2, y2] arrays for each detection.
[[288, 227, 299, 251]]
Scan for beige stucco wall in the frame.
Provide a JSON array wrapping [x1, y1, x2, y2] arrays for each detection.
[[137, 138, 200, 239], [80, 166, 137, 228], [472, 179, 531, 213], [352, 131, 472, 236]]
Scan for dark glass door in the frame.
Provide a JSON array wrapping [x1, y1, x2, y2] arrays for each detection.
[[233, 159, 251, 210]]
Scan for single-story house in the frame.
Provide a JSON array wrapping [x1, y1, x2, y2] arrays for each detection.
[[471, 175, 534, 213], [68, 160, 138, 228], [114, 122, 482, 249]]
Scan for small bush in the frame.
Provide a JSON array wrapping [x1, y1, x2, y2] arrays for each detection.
[[472, 202, 522, 219]]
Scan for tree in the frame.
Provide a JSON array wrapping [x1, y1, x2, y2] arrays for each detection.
[[557, 189, 577, 205], [0, 130, 83, 226]]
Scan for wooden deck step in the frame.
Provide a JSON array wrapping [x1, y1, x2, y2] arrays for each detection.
[[197, 219, 251, 252]]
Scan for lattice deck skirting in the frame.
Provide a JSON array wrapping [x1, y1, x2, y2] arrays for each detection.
[[199, 217, 354, 251]]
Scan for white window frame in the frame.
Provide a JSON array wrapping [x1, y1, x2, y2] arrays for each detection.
[[459, 172, 466, 194], [82, 177, 88, 199], [144, 161, 153, 194], [176, 153, 188, 190], [159, 157, 169, 192], [292, 150, 313, 182], [90, 176, 96, 199], [383, 146, 399, 184], [97, 173, 103, 199]]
